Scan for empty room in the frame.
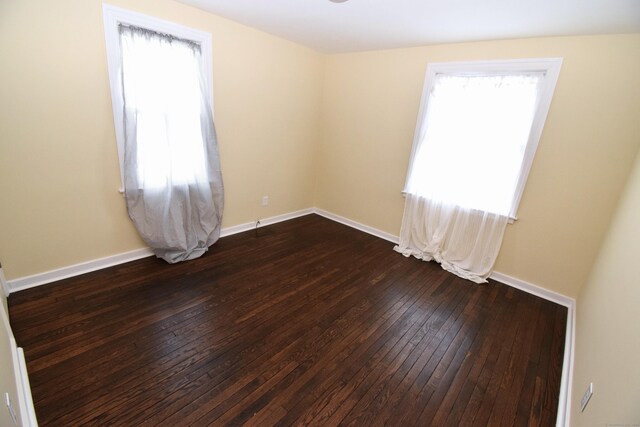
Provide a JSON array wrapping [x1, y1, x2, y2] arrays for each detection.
[[0, 0, 639, 426]]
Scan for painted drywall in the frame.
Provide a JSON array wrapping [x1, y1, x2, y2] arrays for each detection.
[[571, 150, 640, 425], [316, 34, 640, 298], [0, 0, 638, 302], [0, 0, 323, 280]]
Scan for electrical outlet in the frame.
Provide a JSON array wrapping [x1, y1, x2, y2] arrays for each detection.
[[4, 393, 18, 425], [580, 382, 593, 412], [262, 195, 269, 206]]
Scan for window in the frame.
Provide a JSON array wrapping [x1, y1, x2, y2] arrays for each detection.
[[102, 5, 224, 263], [404, 58, 562, 219], [102, 4, 214, 190]]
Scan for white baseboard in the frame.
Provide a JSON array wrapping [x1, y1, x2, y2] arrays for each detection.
[[6, 208, 315, 294], [563, 306, 576, 427], [8, 248, 154, 293], [314, 208, 400, 244], [220, 208, 314, 237], [16, 346, 37, 427], [488, 271, 574, 308], [2, 295, 37, 427]]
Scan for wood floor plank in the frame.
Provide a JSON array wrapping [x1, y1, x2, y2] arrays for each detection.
[[430, 285, 505, 426], [269, 267, 443, 426], [120, 246, 414, 425], [341, 276, 485, 426], [513, 299, 556, 426], [8, 214, 566, 426], [311, 276, 468, 426]]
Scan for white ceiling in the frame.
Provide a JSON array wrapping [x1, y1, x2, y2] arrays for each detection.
[[175, 0, 640, 53]]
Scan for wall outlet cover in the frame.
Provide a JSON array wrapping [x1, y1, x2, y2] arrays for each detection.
[[580, 382, 593, 412], [4, 393, 18, 425]]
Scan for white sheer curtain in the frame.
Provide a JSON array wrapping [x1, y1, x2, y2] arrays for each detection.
[[120, 25, 224, 263], [395, 74, 542, 283]]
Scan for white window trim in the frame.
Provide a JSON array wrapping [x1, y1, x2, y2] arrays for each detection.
[[403, 58, 563, 221], [102, 4, 214, 191]]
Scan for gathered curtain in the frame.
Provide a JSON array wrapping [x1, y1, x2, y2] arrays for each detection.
[[395, 73, 542, 283], [395, 194, 509, 283], [120, 25, 224, 263]]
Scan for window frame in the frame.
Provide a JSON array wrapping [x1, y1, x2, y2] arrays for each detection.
[[403, 58, 563, 220], [102, 4, 214, 190]]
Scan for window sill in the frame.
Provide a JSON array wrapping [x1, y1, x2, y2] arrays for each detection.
[[400, 191, 518, 224]]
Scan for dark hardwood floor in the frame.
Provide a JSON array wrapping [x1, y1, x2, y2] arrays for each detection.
[[9, 214, 566, 426]]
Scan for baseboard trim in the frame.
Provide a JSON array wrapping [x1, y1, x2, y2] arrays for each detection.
[[314, 209, 400, 244], [488, 271, 574, 308], [6, 208, 315, 294], [16, 346, 37, 427], [220, 208, 314, 237], [7, 248, 154, 294], [563, 306, 576, 427]]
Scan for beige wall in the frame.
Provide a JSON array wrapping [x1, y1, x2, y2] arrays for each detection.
[[571, 150, 640, 425], [0, 0, 638, 302], [0, 0, 323, 280], [317, 34, 640, 297]]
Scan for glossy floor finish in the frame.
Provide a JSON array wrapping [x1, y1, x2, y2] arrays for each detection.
[[9, 214, 566, 426]]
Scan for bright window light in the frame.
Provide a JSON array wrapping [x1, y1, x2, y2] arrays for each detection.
[[404, 59, 562, 219], [102, 4, 214, 192], [120, 26, 208, 190]]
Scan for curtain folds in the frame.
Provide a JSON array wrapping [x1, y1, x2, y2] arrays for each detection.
[[394, 194, 508, 283], [396, 73, 543, 283], [120, 25, 223, 263]]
